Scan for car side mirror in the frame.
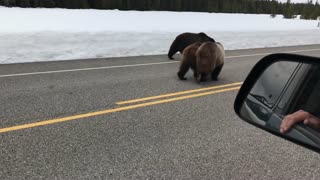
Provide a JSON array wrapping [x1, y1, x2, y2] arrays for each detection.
[[234, 53, 320, 153]]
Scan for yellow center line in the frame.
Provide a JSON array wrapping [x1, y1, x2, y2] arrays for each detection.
[[0, 86, 241, 134], [116, 82, 243, 105]]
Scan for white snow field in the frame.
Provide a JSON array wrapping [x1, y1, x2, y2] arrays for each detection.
[[0, 6, 320, 64]]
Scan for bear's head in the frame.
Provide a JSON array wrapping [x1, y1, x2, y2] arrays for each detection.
[[198, 32, 215, 42]]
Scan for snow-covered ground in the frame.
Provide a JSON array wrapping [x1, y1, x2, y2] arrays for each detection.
[[0, 6, 320, 64]]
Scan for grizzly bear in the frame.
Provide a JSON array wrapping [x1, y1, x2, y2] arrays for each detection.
[[168, 32, 215, 60], [177, 42, 202, 80], [195, 42, 225, 82]]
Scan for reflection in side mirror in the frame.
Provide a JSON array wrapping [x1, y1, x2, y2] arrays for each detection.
[[235, 54, 320, 153]]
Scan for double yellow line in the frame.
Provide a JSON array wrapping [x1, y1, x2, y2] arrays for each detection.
[[0, 82, 242, 134], [116, 82, 243, 105]]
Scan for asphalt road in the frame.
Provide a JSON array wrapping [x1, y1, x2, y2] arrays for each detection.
[[1, 44, 320, 179]]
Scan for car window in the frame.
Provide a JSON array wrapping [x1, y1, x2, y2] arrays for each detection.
[[275, 63, 310, 116], [249, 61, 299, 108], [285, 64, 320, 117]]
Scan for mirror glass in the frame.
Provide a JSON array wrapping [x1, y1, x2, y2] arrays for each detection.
[[240, 60, 320, 149]]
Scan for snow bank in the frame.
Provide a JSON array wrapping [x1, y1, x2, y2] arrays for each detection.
[[0, 6, 319, 64]]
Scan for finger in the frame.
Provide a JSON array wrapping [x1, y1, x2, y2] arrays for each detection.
[[280, 110, 311, 133], [285, 110, 311, 127], [280, 127, 286, 134], [281, 115, 300, 132], [304, 118, 320, 129]]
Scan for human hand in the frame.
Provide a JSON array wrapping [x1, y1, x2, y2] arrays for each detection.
[[280, 110, 320, 134]]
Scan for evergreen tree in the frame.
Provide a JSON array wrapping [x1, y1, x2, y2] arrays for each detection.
[[310, 0, 320, 19], [44, 0, 55, 8], [270, 0, 277, 17], [284, 0, 294, 18], [0, 0, 10, 6]]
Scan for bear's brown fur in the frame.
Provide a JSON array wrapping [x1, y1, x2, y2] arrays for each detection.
[[168, 32, 215, 60], [177, 42, 202, 80], [195, 42, 225, 82]]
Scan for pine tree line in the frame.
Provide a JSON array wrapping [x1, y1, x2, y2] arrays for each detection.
[[0, 0, 319, 20]]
